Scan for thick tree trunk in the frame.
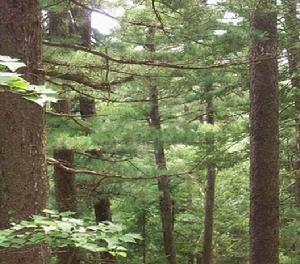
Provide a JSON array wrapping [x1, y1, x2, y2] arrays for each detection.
[[146, 27, 176, 264], [0, 2, 50, 263], [249, 1, 279, 264], [283, 0, 300, 206], [202, 85, 216, 264]]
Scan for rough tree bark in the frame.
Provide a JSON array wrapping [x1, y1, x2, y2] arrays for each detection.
[[202, 85, 216, 264], [283, 0, 300, 206], [249, 1, 279, 264], [0, 1, 50, 263], [146, 28, 177, 264]]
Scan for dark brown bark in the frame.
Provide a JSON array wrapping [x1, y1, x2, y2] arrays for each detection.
[[48, 7, 80, 262], [94, 198, 117, 264], [53, 147, 77, 213], [0, 1, 50, 263], [202, 85, 216, 264], [49, 10, 72, 38], [79, 96, 96, 118], [71, 8, 115, 263], [71, 3, 92, 47], [0, 95, 47, 222], [0, 0, 44, 85], [250, 1, 279, 264], [149, 83, 177, 264], [94, 198, 112, 222], [146, 27, 176, 264], [283, 0, 300, 206]]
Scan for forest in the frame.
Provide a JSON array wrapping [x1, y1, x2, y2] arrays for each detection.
[[0, 0, 299, 263]]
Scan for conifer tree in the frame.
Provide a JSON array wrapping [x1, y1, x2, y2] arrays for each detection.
[[249, 1, 279, 263], [0, 0, 50, 263], [146, 27, 177, 264]]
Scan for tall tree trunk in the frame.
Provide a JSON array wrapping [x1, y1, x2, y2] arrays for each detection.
[[202, 85, 216, 264], [146, 28, 176, 264], [53, 99, 80, 264], [283, 0, 300, 206], [249, 1, 279, 264], [71, 6, 116, 263], [48, 8, 81, 263], [149, 81, 177, 264], [0, 1, 50, 263]]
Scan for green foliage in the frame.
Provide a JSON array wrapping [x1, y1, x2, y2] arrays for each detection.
[[0, 209, 141, 257], [0, 55, 58, 105]]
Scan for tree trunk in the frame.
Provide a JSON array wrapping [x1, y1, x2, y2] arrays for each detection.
[[149, 82, 177, 264], [71, 3, 92, 47], [0, 1, 50, 263], [202, 85, 216, 264], [79, 96, 96, 118], [146, 27, 176, 264], [249, 1, 279, 264], [94, 198, 117, 264], [48, 6, 81, 262], [53, 106, 80, 264], [283, 0, 300, 206], [49, 9, 72, 38]]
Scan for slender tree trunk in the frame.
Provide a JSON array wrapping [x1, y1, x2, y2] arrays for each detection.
[[249, 1, 279, 264], [149, 82, 177, 264], [202, 85, 216, 264], [200, 2, 217, 261], [283, 0, 300, 206], [0, 1, 50, 263], [146, 27, 176, 264]]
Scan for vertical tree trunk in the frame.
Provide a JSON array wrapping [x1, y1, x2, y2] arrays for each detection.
[[146, 28, 176, 264], [149, 81, 177, 264], [71, 6, 116, 263], [94, 198, 117, 263], [71, 4, 92, 47], [53, 100, 80, 264], [48, 8, 81, 263], [0, 1, 50, 263], [202, 85, 216, 264], [283, 0, 300, 206], [249, 1, 279, 264], [49, 9, 72, 38]]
